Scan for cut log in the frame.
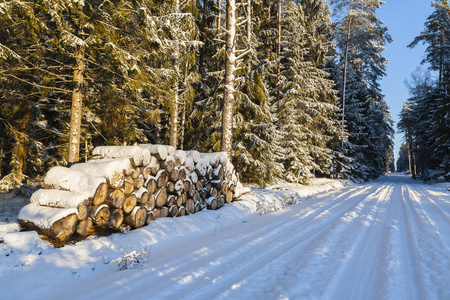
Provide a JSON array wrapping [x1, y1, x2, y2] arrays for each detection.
[[217, 195, 225, 208], [175, 180, 184, 196], [179, 193, 187, 206], [213, 164, 225, 180], [92, 182, 108, 206], [123, 194, 137, 214], [206, 165, 213, 180], [92, 145, 144, 167], [169, 168, 179, 182], [168, 205, 179, 217], [159, 206, 169, 218], [141, 148, 152, 167], [152, 208, 160, 219], [167, 194, 177, 207], [108, 189, 126, 209], [124, 176, 135, 195], [131, 167, 140, 179], [135, 187, 149, 205], [30, 189, 91, 220], [193, 191, 201, 204], [183, 179, 191, 193], [124, 206, 147, 229], [18, 204, 78, 242], [178, 206, 186, 217], [146, 194, 156, 211], [178, 167, 187, 181], [76, 218, 93, 237], [194, 202, 201, 213], [185, 199, 195, 215], [209, 187, 218, 198], [163, 156, 175, 174], [108, 208, 124, 229], [141, 166, 151, 180], [195, 179, 203, 190], [186, 150, 201, 164], [43, 166, 106, 197], [200, 189, 207, 200], [91, 204, 110, 227], [145, 177, 158, 194], [206, 197, 218, 210], [155, 187, 168, 208], [146, 210, 154, 225], [188, 180, 195, 196], [226, 190, 233, 203], [156, 170, 168, 188], [70, 158, 131, 189], [175, 150, 187, 166], [166, 181, 175, 194], [150, 160, 160, 176], [204, 181, 213, 193]]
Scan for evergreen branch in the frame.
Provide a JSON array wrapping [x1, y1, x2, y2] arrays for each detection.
[[5, 74, 71, 93]]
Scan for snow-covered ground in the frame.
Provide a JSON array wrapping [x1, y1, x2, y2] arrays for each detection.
[[1, 174, 449, 299]]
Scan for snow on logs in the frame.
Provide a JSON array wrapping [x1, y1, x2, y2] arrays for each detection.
[[18, 145, 240, 245]]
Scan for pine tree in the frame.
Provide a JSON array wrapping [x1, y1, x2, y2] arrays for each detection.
[[330, 0, 393, 180]]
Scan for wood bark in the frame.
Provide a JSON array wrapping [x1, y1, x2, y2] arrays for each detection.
[[19, 213, 78, 243], [221, 0, 237, 160], [108, 209, 124, 229], [68, 45, 85, 164], [76, 218, 93, 237]]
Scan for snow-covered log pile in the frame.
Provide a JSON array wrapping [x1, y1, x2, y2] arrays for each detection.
[[18, 145, 240, 244]]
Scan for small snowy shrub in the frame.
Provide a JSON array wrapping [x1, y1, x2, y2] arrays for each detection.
[[0, 173, 22, 192], [111, 246, 150, 271], [256, 200, 270, 215]]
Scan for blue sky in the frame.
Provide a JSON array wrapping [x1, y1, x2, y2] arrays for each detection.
[[377, 0, 434, 163]]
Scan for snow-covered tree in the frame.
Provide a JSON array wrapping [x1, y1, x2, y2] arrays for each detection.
[[330, 0, 393, 180]]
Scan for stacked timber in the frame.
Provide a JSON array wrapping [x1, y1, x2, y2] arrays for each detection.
[[18, 145, 240, 245]]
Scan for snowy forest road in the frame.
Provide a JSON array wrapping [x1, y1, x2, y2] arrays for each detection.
[[1, 174, 449, 299], [60, 174, 450, 300]]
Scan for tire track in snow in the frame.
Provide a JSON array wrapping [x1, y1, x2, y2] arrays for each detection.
[[175, 184, 394, 300], [400, 185, 450, 300], [318, 181, 397, 299], [74, 184, 381, 299]]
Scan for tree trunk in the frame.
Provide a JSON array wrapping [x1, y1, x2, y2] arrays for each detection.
[[217, 0, 222, 30], [276, 0, 281, 103], [68, 45, 85, 164], [169, 0, 181, 148], [341, 0, 354, 132], [221, 0, 237, 160]]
